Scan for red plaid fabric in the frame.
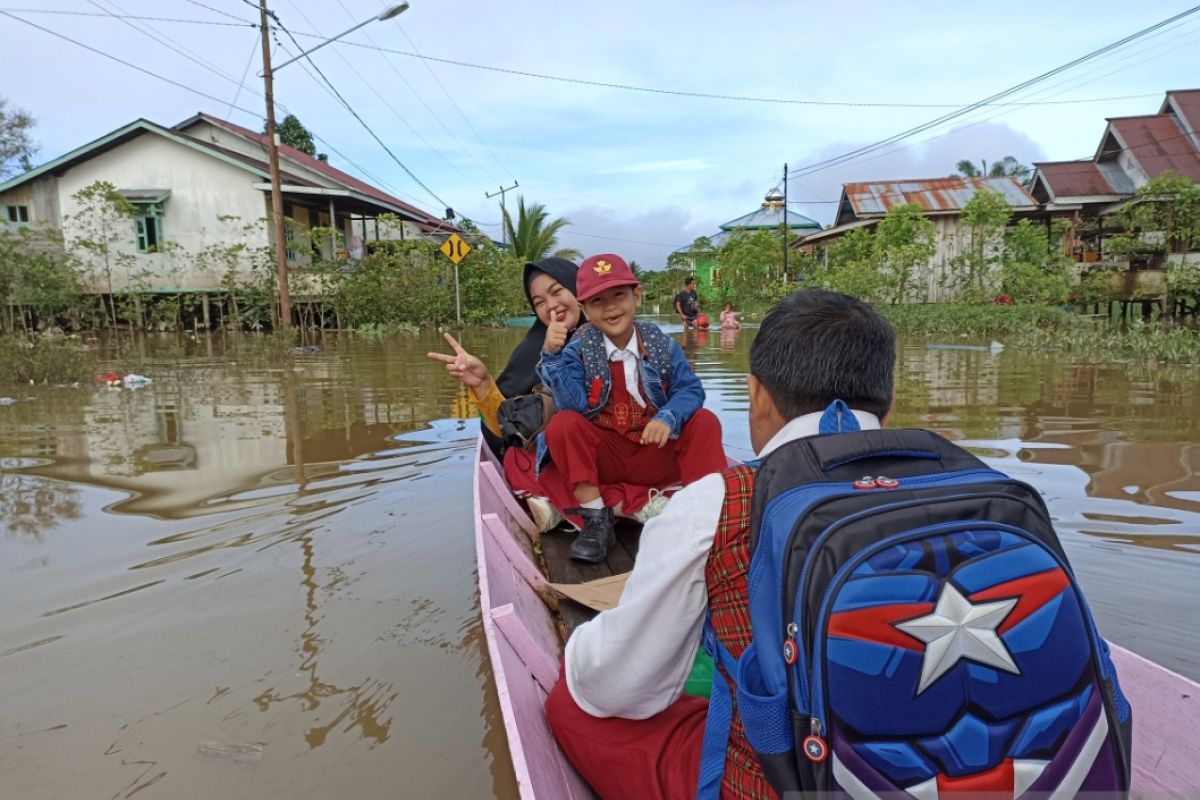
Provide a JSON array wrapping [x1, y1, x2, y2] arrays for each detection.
[[593, 361, 655, 443], [704, 466, 777, 800]]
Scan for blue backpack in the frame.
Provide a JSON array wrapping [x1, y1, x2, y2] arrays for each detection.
[[698, 404, 1132, 798]]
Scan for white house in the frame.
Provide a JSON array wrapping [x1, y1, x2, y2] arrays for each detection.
[[0, 112, 456, 294]]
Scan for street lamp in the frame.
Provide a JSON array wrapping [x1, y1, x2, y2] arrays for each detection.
[[257, 0, 409, 327], [268, 3, 409, 74]]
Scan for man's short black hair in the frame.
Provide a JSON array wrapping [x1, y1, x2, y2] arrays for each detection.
[[749, 289, 895, 420], [684, 276, 695, 286]]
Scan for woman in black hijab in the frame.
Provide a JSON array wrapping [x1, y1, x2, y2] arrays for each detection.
[[429, 256, 582, 450]]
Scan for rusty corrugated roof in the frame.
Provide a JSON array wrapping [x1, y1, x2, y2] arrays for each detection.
[[841, 176, 1036, 220], [1030, 161, 1124, 200], [1107, 114, 1200, 182], [1160, 89, 1200, 150]]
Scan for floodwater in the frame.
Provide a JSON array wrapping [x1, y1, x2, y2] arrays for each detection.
[[0, 323, 1197, 799]]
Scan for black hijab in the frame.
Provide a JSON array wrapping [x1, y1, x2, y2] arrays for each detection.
[[495, 257, 579, 397]]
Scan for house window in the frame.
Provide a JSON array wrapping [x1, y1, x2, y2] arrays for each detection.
[[5, 204, 30, 226], [131, 201, 165, 253]]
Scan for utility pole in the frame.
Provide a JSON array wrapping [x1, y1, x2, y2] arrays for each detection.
[[259, 0, 291, 327], [486, 181, 519, 245], [782, 163, 789, 285]]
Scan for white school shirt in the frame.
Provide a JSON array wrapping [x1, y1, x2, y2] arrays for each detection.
[[564, 408, 882, 719], [604, 329, 646, 408]]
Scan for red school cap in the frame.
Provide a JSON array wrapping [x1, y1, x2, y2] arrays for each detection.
[[576, 254, 640, 302]]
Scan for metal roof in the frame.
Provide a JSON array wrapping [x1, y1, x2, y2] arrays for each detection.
[[1030, 161, 1124, 201], [719, 205, 821, 231], [1105, 114, 1200, 182], [1160, 89, 1200, 149], [838, 176, 1036, 224]]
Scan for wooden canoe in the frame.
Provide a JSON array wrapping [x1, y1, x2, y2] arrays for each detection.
[[472, 436, 1200, 799]]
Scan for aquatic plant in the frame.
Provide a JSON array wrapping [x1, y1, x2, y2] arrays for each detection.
[[0, 335, 94, 384]]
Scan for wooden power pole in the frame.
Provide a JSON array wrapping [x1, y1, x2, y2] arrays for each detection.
[[259, 0, 292, 327]]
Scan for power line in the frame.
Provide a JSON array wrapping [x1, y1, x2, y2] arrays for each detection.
[[787, 24, 1200, 196], [226, 35, 261, 122], [266, 32, 441, 213], [280, 0, 488, 194], [388, 18, 516, 183], [0, 10, 263, 114], [0, 8, 446, 225], [85, 0, 238, 84], [787, 6, 1200, 180], [181, 0, 255, 24], [268, 11, 456, 214], [335, 0, 504, 186], [292, 32, 1166, 111], [0, 6, 1176, 112], [0, 7, 254, 26]]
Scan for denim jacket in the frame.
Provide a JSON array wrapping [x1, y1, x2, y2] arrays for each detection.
[[536, 321, 706, 465]]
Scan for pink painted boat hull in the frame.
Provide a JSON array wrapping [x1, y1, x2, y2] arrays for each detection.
[[473, 436, 1200, 798]]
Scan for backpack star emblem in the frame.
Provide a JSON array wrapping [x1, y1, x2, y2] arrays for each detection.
[[895, 582, 1020, 694]]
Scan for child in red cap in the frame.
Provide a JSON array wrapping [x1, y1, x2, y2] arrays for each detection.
[[537, 254, 726, 562]]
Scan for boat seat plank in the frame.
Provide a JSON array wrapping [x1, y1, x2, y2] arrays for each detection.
[[483, 513, 549, 594], [483, 527, 561, 661], [493, 603, 561, 694]]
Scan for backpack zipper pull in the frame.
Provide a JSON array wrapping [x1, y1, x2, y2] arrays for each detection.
[[853, 475, 877, 490], [803, 718, 829, 762], [783, 623, 798, 665]]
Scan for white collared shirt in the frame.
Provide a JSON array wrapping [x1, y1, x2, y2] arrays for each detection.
[[564, 408, 881, 719], [603, 330, 646, 408]]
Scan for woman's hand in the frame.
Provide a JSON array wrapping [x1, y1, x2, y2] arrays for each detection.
[[544, 319, 569, 354], [428, 332, 493, 398]]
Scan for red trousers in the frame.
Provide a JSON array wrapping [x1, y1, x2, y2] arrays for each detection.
[[544, 408, 725, 496], [545, 672, 708, 800]]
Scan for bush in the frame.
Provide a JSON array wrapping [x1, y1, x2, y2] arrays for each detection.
[[0, 335, 94, 384]]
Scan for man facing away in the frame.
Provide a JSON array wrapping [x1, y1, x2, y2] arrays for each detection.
[[674, 276, 700, 330], [546, 288, 896, 799]]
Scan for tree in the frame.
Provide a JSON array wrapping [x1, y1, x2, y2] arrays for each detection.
[[873, 204, 936, 304], [67, 181, 136, 326], [951, 189, 1012, 299], [271, 114, 327, 162], [1000, 218, 1072, 304], [501, 197, 580, 261], [0, 97, 37, 179], [954, 155, 1032, 187]]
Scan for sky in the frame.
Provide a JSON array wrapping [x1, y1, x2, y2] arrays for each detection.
[[2, 0, 1199, 267]]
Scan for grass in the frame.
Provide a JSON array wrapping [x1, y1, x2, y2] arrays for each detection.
[[880, 303, 1200, 366]]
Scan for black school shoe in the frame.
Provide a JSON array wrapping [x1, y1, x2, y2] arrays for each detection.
[[564, 506, 615, 563]]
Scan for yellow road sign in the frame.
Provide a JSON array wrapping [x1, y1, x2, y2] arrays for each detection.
[[440, 233, 471, 264]]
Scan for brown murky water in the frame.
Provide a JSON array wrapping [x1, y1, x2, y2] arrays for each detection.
[[1, 324, 1197, 799]]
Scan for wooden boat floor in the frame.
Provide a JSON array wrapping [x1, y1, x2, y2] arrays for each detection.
[[541, 521, 641, 635]]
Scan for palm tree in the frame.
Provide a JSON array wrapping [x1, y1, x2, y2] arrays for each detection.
[[502, 197, 581, 261], [954, 156, 1032, 187]]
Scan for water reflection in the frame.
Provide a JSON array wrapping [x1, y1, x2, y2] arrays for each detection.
[[0, 326, 1197, 798], [0, 473, 82, 539]]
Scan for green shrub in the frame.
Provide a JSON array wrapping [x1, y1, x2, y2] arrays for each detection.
[[0, 335, 94, 384]]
